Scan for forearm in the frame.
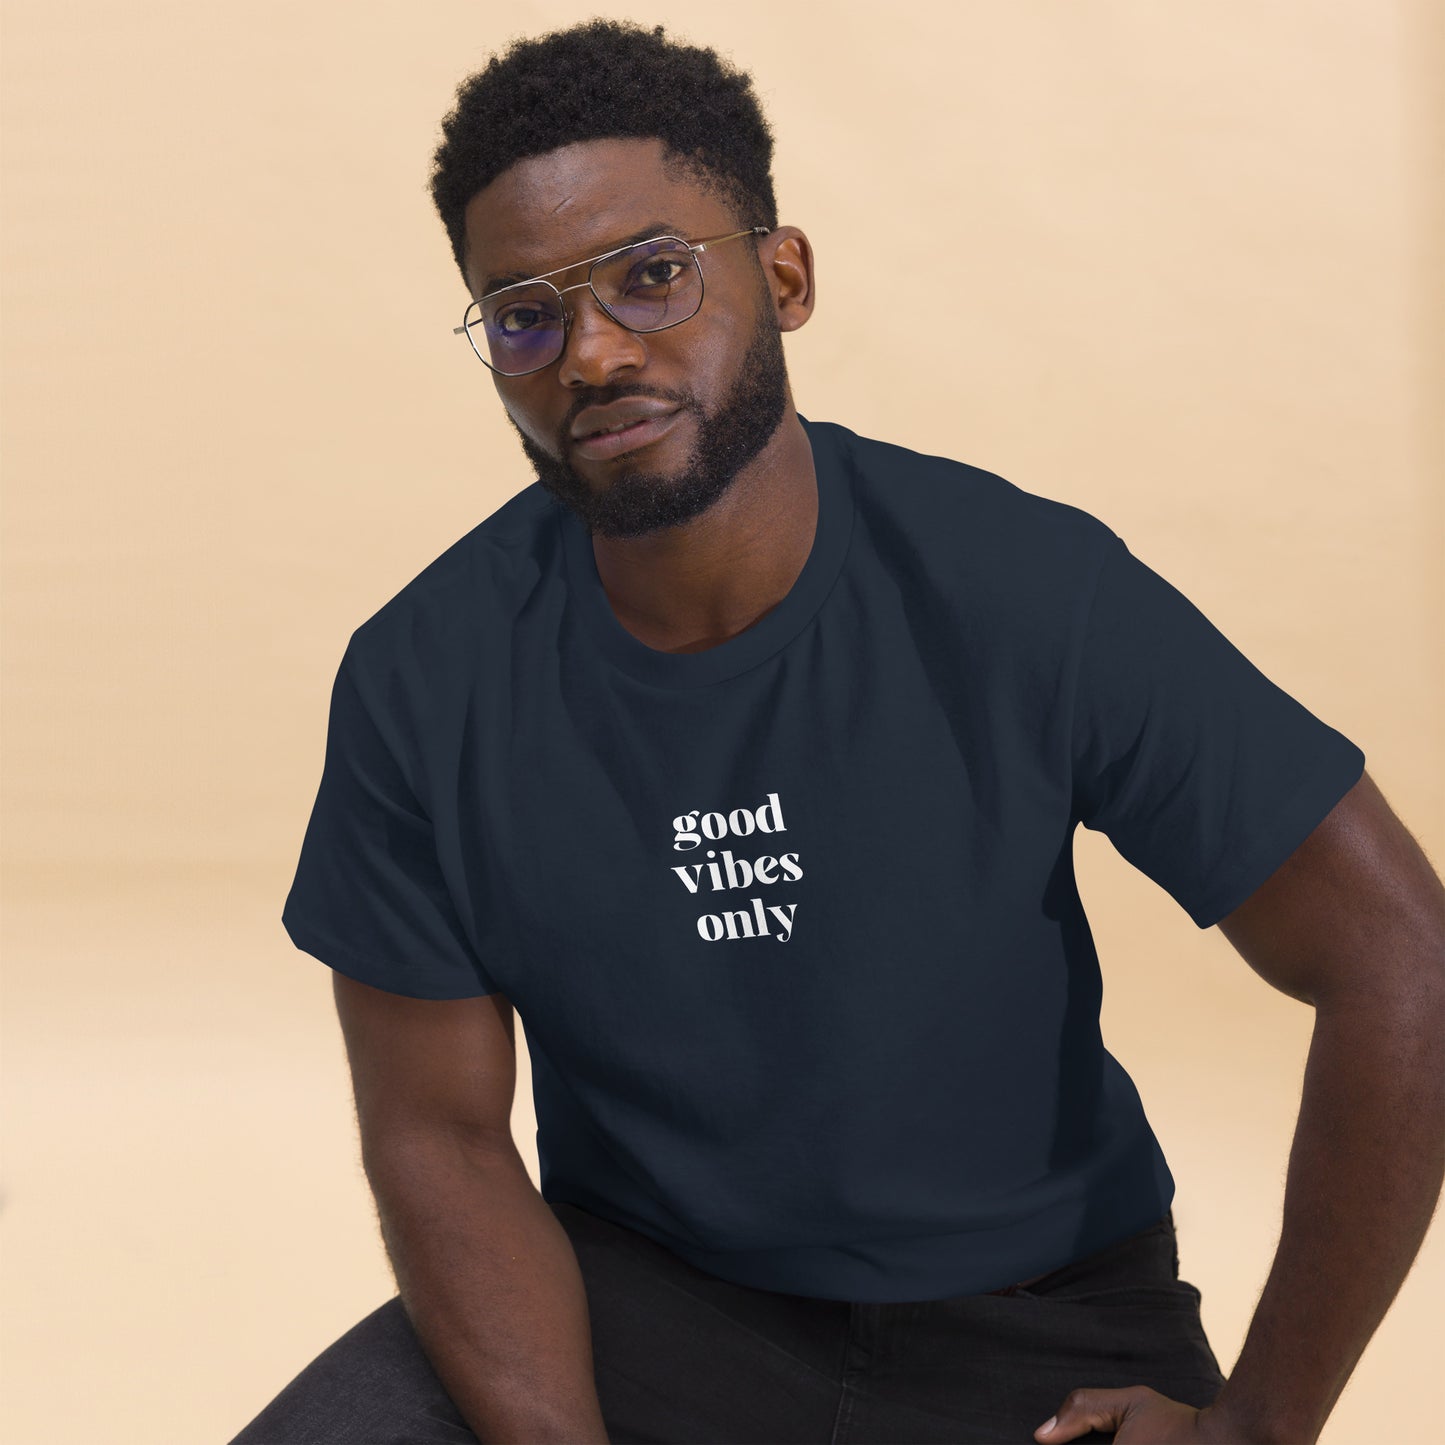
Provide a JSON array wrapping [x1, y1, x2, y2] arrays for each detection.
[[367, 1131, 611, 1445], [1209, 989, 1445, 1444]]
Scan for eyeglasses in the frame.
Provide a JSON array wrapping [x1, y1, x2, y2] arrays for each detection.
[[452, 226, 770, 377]]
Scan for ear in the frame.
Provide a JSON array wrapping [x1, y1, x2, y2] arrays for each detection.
[[761, 226, 815, 332]]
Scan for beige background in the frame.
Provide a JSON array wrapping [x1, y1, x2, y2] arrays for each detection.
[[2, 2, 1441, 1442]]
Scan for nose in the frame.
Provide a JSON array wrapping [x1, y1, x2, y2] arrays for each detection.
[[555, 285, 649, 389]]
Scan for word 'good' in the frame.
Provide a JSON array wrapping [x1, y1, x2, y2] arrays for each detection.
[[672, 792, 786, 851]]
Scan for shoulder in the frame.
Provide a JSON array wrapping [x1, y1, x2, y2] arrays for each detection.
[[343, 481, 559, 698], [816, 416, 1118, 613]]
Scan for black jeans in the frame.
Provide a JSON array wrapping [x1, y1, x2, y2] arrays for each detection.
[[228, 1201, 1226, 1445]]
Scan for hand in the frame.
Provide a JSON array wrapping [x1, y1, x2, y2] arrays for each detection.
[[1035, 1387, 1259, 1443]]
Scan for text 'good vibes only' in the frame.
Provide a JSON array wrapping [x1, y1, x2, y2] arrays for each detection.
[[669, 792, 802, 943]]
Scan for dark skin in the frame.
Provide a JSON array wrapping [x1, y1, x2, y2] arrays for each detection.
[[461, 137, 1445, 1445], [1033, 770, 1445, 1444], [461, 135, 818, 654]]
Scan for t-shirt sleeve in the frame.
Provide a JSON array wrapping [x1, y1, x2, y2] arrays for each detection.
[[281, 641, 501, 999], [1069, 530, 1366, 930]]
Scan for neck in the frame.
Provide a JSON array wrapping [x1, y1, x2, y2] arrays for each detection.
[[590, 405, 818, 655]]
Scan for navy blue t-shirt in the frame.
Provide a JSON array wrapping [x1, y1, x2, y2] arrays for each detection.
[[282, 413, 1364, 1302]]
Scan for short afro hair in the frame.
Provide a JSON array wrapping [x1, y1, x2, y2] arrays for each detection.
[[428, 18, 779, 292]]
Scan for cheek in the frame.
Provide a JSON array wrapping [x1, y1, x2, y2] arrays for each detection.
[[497, 396, 542, 446], [702, 284, 756, 345], [665, 311, 739, 392]]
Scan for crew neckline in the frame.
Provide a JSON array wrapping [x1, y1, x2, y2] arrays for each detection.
[[558, 412, 856, 689]]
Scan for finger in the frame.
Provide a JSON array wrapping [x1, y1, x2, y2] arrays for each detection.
[[1035, 1386, 1144, 1441]]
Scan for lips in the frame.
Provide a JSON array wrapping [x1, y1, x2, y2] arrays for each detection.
[[571, 408, 684, 461], [571, 398, 680, 440]]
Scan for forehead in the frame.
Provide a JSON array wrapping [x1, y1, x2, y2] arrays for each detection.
[[462, 136, 733, 297]]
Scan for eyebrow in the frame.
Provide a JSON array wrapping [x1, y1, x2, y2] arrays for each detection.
[[480, 221, 688, 297]]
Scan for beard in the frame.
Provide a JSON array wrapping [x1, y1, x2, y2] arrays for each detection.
[[503, 299, 791, 540]]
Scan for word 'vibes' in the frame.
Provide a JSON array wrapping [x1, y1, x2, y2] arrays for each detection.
[[669, 792, 802, 944]]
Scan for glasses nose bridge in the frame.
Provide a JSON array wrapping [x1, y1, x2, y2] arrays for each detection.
[[550, 274, 632, 344]]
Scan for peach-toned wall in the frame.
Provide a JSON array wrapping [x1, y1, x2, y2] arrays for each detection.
[[3, 3, 1440, 1442]]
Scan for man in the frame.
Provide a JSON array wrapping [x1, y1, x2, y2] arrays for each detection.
[[231, 19, 1445, 1445]]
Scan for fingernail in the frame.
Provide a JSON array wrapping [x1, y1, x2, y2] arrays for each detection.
[[1038, 1418, 1057, 1436]]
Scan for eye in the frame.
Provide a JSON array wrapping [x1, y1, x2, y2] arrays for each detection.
[[626, 257, 689, 291], [496, 303, 552, 334]]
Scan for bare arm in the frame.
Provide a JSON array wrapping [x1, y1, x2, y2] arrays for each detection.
[[367, 1128, 610, 1444], [1205, 771, 1445, 1444], [334, 974, 610, 1444], [1034, 770, 1445, 1445]]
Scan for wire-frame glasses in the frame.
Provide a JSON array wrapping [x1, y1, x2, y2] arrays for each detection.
[[453, 226, 770, 376]]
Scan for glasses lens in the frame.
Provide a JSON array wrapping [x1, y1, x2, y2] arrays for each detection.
[[469, 284, 566, 374], [592, 238, 701, 332]]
